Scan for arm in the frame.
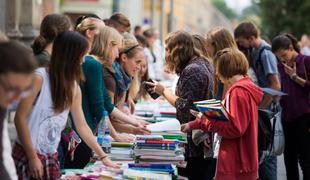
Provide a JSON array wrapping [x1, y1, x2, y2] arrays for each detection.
[[189, 91, 252, 139], [14, 75, 43, 179], [70, 86, 119, 168]]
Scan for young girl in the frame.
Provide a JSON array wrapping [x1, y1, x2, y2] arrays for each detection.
[[182, 48, 263, 180], [13, 31, 119, 180], [272, 33, 310, 180]]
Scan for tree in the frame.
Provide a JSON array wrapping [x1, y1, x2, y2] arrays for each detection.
[[211, 0, 237, 20], [257, 0, 310, 39]]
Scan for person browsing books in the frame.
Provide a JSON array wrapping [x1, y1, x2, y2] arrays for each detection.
[[145, 31, 214, 180], [181, 48, 263, 180]]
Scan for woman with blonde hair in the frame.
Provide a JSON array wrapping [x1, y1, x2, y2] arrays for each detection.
[[103, 32, 148, 133]]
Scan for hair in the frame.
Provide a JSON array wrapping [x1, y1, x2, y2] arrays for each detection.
[[75, 16, 103, 36], [206, 27, 237, 58], [32, 14, 72, 55], [143, 28, 155, 38], [107, 12, 131, 31], [272, 33, 301, 53], [0, 31, 8, 42], [119, 33, 144, 60], [215, 48, 249, 79], [134, 25, 142, 32], [234, 21, 259, 39], [0, 41, 37, 74], [49, 31, 88, 113], [192, 34, 210, 60], [75, 14, 100, 29], [135, 34, 148, 47], [89, 26, 123, 69], [165, 31, 201, 75]]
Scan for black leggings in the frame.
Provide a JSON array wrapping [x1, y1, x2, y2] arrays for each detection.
[[282, 113, 310, 180]]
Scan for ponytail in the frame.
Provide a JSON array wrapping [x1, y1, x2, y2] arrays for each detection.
[[272, 33, 300, 53], [32, 35, 49, 54]]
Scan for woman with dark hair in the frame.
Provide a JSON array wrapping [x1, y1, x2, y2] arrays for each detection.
[[13, 31, 119, 180], [272, 33, 310, 180], [146, 31, 215, 180], [32, 14, 72, 67]]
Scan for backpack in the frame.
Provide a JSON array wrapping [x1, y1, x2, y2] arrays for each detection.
[[252, 46, 284, 154]]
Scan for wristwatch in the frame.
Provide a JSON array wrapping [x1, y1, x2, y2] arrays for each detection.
[[290, 73, 298, 81]]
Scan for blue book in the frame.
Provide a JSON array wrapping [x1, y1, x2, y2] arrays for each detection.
[[196, 103, 229, 121]]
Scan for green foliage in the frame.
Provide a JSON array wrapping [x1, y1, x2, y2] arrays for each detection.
[[257, 0, 310, 39], [211, 0, 238, 20]]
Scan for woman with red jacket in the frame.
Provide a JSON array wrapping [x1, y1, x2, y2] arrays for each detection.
[[182, 48, 263, 180]]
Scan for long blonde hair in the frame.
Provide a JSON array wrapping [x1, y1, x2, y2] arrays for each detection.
[[76, 17, 103, 36], [89, 26, 123, 71]]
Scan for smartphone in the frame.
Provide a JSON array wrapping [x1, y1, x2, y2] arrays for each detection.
[[143, 79, 160, 100]]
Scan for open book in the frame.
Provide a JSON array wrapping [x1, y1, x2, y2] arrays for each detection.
[[195, 99, 229, 121]]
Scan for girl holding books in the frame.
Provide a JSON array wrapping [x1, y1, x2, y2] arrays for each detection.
[[182, 48, 263, 180], [272, 33, 310, 180], [13, 31, 119, 180]]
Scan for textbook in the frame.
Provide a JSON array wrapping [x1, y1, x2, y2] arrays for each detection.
[[262, 88, 287, 96], [195, 99, 229, 121]]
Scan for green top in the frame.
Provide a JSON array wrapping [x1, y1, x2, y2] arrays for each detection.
[[80, 55, 115, 131], [35, 50, 50, 67]]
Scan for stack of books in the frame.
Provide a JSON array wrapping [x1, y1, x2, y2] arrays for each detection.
[[123, 163, 176, 180], [134, 135, 184, 164], [109, 142, 134, 161], [194, 99, 229, 121]]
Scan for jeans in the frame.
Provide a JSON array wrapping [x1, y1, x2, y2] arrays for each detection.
[[259, 154, 277, 180], [282, 113, 310, 180]]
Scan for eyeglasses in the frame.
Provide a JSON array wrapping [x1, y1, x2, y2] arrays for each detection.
[[0, 77, 33, 98]]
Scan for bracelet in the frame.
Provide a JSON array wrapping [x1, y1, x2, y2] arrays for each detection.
[[99, 155, 108, 160]]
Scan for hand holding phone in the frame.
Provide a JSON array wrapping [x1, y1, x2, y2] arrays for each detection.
[[143, 79, 160, 99]]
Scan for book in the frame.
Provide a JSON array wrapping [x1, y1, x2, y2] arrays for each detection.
[[146, 119, 181, 132], [136, 135, 164, 140], [123, 168, 172, 180], [195, 100, 229, 121], [136, 139, 179, 145], [194, 99, 221, 105], [262, 88, 287, 96]]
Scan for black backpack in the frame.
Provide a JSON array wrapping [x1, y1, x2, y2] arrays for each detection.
[[251, 46, 277, 151]]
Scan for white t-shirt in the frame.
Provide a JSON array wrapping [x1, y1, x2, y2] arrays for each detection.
[[17, 68, 69, 155]]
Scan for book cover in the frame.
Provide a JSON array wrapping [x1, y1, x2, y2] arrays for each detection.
[[196, 104, 229, 121]]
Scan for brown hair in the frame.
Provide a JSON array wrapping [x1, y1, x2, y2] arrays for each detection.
[[234, 21, 259, 39], [49, 31, 88, 113], [75, 17, 103, 36], [272, 33, 301, 53], [0, 41, 37, 74], [215, 48, 249, 79], [192, 34, 210, 60], [165, 31, 201, 75], [32, 14, 72, 54], [206, 27, 237, 58], [107, 12, 131, 31]]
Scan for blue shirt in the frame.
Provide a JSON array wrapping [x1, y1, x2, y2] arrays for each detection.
[[250, 40, 279, 88]]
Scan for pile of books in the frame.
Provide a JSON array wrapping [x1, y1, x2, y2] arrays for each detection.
[[109, 142, 134, 161], [123, 163, 176, 180], [134, 135, 184, 164]]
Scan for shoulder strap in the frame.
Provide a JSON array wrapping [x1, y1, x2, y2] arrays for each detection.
[[255, 46, 272, 71]]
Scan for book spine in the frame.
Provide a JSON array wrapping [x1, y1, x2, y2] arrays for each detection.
[[136, 140, 178, 144]]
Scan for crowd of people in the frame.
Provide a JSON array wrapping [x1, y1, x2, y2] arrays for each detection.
[[0, 12, 309, 180]]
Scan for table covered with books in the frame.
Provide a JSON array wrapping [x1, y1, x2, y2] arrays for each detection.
[[61, 101, 188, 180]]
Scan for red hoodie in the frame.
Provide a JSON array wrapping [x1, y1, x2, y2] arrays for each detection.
[[189, 76, 263, 180]]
